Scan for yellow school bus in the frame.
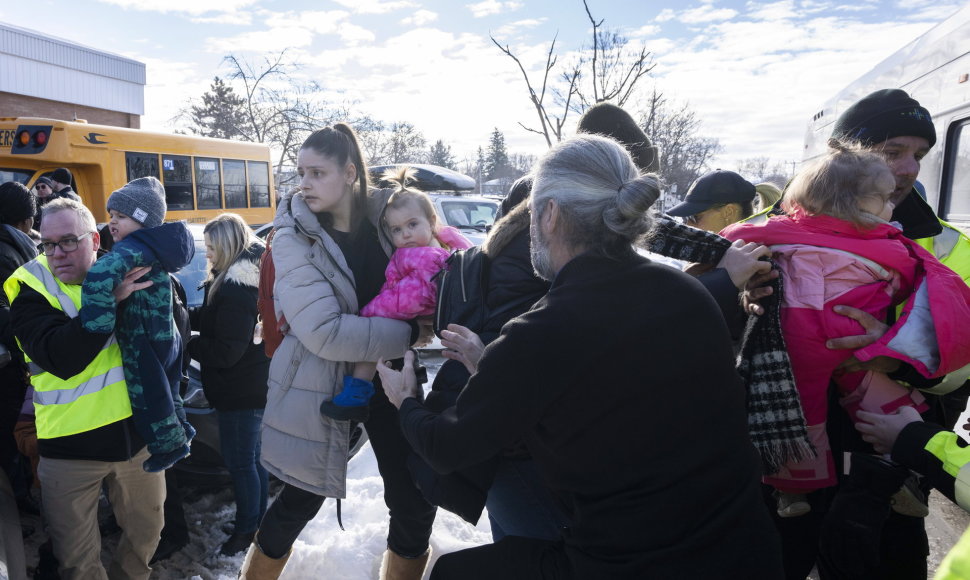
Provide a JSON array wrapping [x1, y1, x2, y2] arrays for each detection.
[[0, 117, 275, 225]]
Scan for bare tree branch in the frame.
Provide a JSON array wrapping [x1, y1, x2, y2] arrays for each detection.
[[491, 34, 558, 146], [493, 1, 655, 146]]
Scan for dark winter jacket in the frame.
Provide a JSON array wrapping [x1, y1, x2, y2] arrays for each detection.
[[9, 284, 144, 461], [414, 202, 549, 522], [479, 202, 550, 343], [400, 251, 783, 579], [0, 225, 38, 396], [0, 225, 37, 469], [188, 243, 269, 411]]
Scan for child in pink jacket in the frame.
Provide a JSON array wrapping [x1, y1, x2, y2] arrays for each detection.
[[722, 140, 970, 518], [320, 167, 471, 422]]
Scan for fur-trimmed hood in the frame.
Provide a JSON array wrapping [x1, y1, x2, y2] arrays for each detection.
[[222, 242, 263, 289], [483, 201, 530, 257]]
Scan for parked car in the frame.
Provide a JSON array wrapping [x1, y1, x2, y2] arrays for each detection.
[[172, 223, 367, 486], [370, 164, 500, 245], [256, 165, 501, 246]]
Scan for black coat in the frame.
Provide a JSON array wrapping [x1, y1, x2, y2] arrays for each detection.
[[0, 225, 37, 468], [416, 204, 549, 522], [0, 225, 37, 386], [401, 252, 783, 578], [187, 244, 268, 411]]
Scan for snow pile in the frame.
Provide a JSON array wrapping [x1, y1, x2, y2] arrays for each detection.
[[149, 353, 492, 579], [149, 442, 491, 579]]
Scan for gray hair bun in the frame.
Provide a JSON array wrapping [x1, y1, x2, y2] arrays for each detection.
[[605, 174, 661, 241]]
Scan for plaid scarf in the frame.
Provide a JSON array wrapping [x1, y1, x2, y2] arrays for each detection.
[[648, 215, 814, 474]]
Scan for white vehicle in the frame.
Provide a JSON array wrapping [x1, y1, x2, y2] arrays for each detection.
[[803, 5, 970, 230]]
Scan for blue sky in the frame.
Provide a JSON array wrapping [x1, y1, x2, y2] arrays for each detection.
[[0, 0, 963, 172]]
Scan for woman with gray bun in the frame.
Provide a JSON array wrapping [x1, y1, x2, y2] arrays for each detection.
[[380, 135, 782, 579]]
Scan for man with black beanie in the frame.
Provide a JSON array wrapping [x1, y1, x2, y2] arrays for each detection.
[[36, 169, 81, 229], [766, 88, 970, 580], [48, 168, 79, 201]]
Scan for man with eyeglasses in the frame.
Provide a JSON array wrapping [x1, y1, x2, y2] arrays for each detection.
[[4, 197, 163, 579]]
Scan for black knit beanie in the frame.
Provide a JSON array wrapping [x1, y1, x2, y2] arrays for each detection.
[[577, 103, 660, 173], [51, 167, 72, 185], [832, 89, 936, 148]]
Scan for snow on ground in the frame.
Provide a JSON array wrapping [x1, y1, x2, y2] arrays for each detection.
[[148, 439, 492, 579]]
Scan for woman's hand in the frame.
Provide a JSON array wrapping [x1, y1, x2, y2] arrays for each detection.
[[718, 239, 772, 290], [113, 266, 152, 304], [377, 350, 419, 409], [440, 324, 485, 374], [855, 407, 923, 454]]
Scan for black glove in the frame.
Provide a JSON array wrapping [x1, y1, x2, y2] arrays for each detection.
[[817, 453, 910, 579]]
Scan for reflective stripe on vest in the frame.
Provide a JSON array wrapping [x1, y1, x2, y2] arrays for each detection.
[[956, 462, 970, 513], [31, 365, 127, 405], [914, 220, 970, 284], [5, 256, 132, 438]]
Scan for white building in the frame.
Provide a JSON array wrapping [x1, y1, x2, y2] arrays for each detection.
[[0, 22, 145, 128]]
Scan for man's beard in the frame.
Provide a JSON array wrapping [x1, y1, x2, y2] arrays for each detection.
[[530, 217, 556, 281]]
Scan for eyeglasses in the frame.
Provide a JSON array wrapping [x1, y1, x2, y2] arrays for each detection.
[[38, 232, 94, 256], [35, 184, 49, 190]]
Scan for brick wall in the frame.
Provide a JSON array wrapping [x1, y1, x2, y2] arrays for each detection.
[[0, 92, 139, 128]]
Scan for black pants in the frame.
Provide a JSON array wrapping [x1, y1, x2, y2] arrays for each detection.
[[160, 468, 189, 543], [767, 484, 928, 580], [258, 380, 436, 559], [769, 389, 930, 580], [430, 536, 571, 580]]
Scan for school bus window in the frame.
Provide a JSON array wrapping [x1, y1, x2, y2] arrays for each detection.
[[224, 159, 247, 209], [126, 152, 159, 181], [195, 157, 222, 210], [248, 161, 270, 208], [943, 121, 970, 222], [0, 169, 32, 185], [163, 155, 193, 211]]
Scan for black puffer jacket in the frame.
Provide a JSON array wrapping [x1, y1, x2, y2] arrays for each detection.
[[188, 243, 269, 411], [0, 225, 38, 467]]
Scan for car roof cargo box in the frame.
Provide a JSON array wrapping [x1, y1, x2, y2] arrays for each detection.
[[369, 163, 476, 192]]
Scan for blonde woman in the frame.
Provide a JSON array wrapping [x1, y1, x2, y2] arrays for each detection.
[[187, 213, 269, 556]]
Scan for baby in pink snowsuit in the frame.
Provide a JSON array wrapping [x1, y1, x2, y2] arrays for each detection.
[[722, 140, 970, 519], [320, 167, 471, 422]]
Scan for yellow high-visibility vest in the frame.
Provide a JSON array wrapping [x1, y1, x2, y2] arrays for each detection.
[[4, 256, 131, 438], [914, 220, 970, 286]]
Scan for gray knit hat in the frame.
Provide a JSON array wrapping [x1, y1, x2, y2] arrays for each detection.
[[107, 176, 166, 228]]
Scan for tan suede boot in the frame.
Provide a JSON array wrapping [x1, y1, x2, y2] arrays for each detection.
[[379, 548, 432, 580], [238, 539, 291, 580]]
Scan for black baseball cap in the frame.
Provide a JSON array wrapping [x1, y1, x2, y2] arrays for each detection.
[[666, 170, 756, 217]]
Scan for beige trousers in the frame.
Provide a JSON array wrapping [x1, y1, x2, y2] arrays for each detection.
[[39, 447, 165, 580]]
